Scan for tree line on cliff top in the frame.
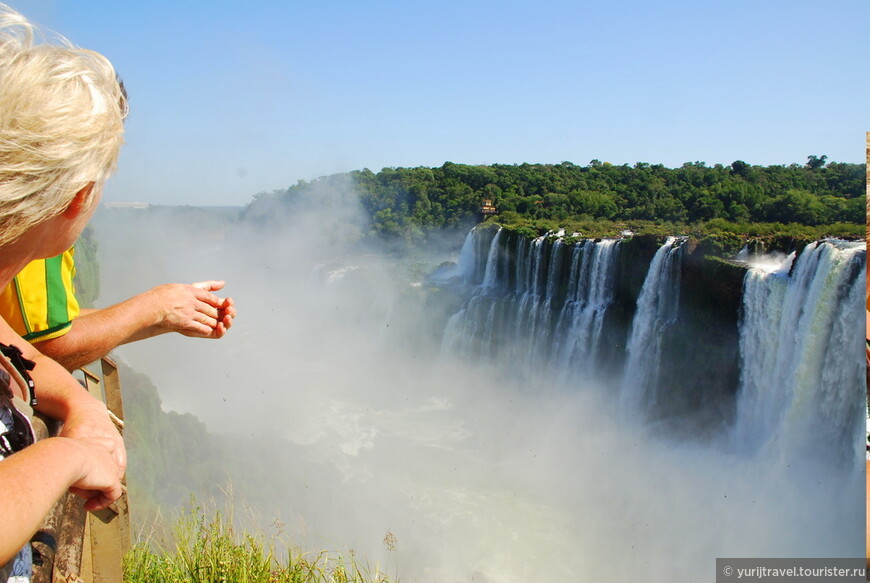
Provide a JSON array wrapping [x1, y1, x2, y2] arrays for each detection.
[[246, 156, 864, 243]]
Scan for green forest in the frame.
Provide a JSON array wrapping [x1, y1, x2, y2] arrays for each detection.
[[253, 156, 865, 243]]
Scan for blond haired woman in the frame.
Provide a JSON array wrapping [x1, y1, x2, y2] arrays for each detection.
[[0, 5, 127, 578]]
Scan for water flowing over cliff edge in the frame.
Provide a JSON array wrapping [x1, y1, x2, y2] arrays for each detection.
[[94, 206, 866, 583], [437, 224, 864, 457]]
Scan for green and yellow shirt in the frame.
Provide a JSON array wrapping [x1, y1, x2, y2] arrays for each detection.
[[0, 249, 79, 342]]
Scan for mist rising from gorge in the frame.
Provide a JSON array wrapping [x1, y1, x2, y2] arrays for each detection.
[[89, 181, 863, 582]]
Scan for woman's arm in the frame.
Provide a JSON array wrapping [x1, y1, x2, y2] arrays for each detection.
[[0, 435, 121, 565], [0, 317, 126, 474], [35, 281, 235, 371]]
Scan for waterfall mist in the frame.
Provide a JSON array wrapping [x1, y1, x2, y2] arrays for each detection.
[[89, 186, 863, 582]]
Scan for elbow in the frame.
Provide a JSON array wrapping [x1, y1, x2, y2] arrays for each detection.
[[30, 340, 83, 372]]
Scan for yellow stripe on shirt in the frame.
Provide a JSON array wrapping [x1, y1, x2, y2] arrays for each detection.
[[0, 248, 79, 342]]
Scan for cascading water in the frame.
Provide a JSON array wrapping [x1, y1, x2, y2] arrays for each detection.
[[441, 226, 622, 382], [444, 228, 865, 458], [619, 236, 683, 416], [551, 238, 620, 378], [480, 227, 504, 289], [732, 239, 866, 460]]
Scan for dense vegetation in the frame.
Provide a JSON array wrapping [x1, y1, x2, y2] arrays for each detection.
[[120, 362, 233, 519], [248, 156, 865, 244], [125, 504, 398, 583]]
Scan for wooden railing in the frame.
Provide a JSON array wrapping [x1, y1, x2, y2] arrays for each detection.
[[31, 357, 131, 583]]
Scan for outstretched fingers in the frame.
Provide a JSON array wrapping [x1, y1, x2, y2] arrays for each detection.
[[151, 281, 235, 338], [192, 280, 226, 293], [191, 284, 236, 337]]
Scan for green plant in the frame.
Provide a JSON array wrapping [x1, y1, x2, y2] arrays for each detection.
[[124, 503, 398, 583]]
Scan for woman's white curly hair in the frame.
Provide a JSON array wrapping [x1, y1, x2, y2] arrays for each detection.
[[0, 4, 127, 246]]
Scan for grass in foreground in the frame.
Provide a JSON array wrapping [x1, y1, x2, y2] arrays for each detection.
[[124, 505, 398, 583]]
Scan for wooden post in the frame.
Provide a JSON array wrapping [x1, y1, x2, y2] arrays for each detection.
[[67, 359, 131, 583]]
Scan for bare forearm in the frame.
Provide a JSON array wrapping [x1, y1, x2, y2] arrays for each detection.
[[0, 337, 123, 564], [0, 318, 126, 474], [0, 438, 92, 564], [0, 318, 91, 416], [34, 283, 233, 371], [34, 295, 165, 371]]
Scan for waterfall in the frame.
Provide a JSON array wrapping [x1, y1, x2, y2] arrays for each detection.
[[551, 239, 620, 377], [441, 228, 622, 381], [732, 239, 866, 459], [619, 237, 683, 415], [442, 227, 865, 459], [453, 229, 478, 282], [446, 224, 501, 285], [480, 227, 504, 289]]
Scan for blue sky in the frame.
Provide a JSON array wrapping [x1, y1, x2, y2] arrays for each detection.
[[19, 0, 870, 206]]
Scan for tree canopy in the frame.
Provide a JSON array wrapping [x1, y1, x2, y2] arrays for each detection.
[[248, 157, 865, 243]]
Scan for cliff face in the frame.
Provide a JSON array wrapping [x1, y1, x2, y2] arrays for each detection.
[[612, 235, 746, 426], [597, 235, 659, 380], [661, 240, 746, 425], [440, 226, 751, 431]]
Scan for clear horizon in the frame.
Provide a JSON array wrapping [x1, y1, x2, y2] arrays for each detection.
[[20, 0, 870, 206]]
